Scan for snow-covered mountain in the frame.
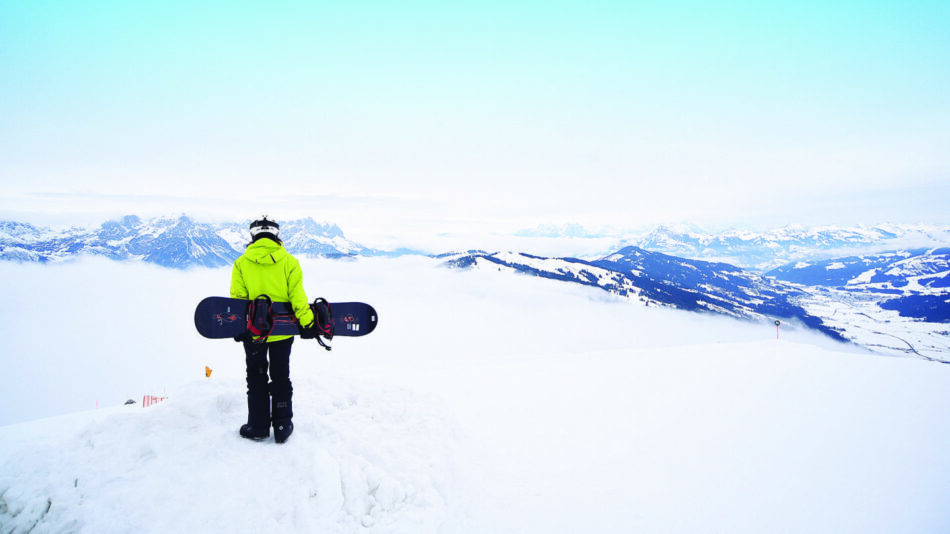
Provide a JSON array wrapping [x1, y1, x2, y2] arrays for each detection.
[[768, 249, 950, 318], [446, 247, 844, 342], [515, 223, 950, 271], [632, 224, 950, 271], [767, 248, 950, 291], [0, 216, 376, 268], [446, 246, 950, 361]]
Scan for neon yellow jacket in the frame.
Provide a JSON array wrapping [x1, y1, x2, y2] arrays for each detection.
[[230, 238, 314, 342]]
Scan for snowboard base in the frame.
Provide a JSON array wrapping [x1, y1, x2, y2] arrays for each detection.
[[194, 297, 377, 340]]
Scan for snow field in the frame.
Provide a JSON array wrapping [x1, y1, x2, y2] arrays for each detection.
[[1, 373, 458, 533], [1, 256, 949, 533], [360, 341, 950, 533]]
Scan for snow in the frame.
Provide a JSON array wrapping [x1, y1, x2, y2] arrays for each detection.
[[848, 268, 877, 285], [0, 376, 454, 532], [795, 286, 950, 360], [2, 257, 950, 533]]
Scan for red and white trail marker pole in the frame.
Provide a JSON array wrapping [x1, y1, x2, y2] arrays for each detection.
[[775, 320, 781, 340]]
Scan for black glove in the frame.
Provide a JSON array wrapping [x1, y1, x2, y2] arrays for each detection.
[[234, 332, 250, 343], [299, 322, 317, 339]]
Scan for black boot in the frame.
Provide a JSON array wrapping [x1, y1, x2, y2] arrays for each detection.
[[273, 419, 294, 444], [239, 423, 270, 440], [272, 396, 293, 443], [240, 392, 271, 440]]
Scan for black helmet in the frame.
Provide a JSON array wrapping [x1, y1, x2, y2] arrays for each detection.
[[249, 216, 280, 239]]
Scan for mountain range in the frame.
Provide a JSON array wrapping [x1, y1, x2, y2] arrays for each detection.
[[0, 215, 375, 267], [2, 216, 947, 360], [518, 222, 950, 271]]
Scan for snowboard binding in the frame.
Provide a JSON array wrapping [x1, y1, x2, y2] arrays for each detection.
[[246, 295, 275, 343], [312, 297, 334, 351]]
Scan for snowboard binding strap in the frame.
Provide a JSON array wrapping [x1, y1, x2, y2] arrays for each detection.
[[247, 294, 275, 343], [312, 297, 334, 351]]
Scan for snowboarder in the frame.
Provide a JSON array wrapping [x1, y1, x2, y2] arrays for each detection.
[[230, 216, 318, 443]]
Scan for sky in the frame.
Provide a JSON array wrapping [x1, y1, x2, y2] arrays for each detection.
[[1, 0, 948, 246]]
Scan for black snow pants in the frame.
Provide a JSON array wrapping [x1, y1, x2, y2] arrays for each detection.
[[243, 337, 294, 429]]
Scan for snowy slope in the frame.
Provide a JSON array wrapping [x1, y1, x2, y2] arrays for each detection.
[[1, 257, 950, 533], [446, 249, 844, 341], [447, 249, 950, 361], [0, 377, 456, 533]]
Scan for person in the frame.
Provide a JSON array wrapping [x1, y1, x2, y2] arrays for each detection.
[[230, 216, 317, 443]]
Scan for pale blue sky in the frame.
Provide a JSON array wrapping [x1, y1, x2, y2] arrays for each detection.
[[1, 0, 947, 245]]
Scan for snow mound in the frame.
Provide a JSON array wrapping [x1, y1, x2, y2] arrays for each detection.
[[0, 374, 457, 533]]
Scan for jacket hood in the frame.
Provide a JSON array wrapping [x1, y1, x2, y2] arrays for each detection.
[[242, 238, 289, 264]]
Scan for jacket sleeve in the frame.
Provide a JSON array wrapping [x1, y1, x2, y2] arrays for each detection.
[[287, 258, 315, 327], [230, 261, 249, 299]]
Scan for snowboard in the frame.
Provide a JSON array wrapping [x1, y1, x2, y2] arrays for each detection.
[[194, 296, 378, 340]]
